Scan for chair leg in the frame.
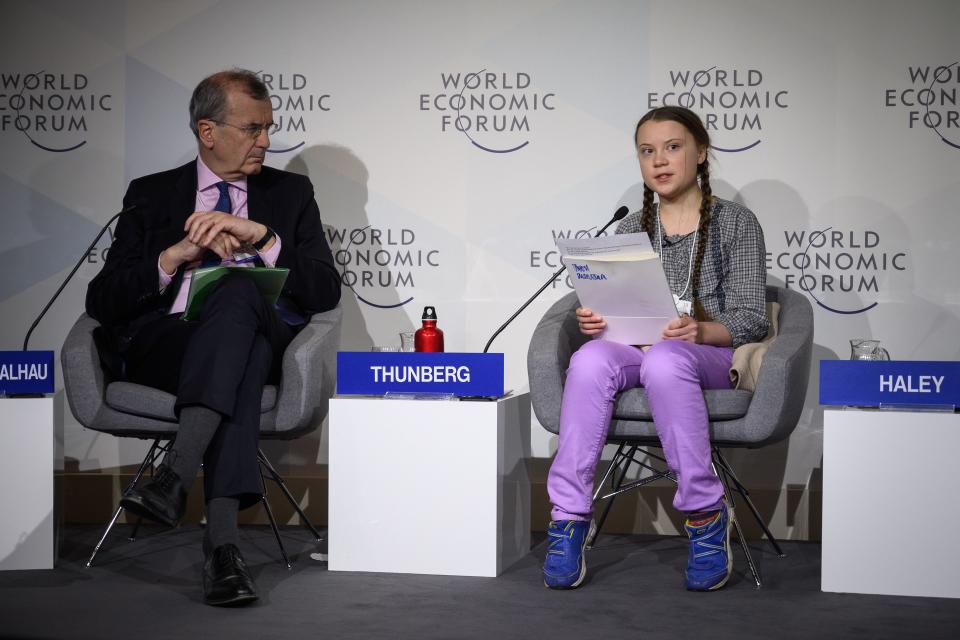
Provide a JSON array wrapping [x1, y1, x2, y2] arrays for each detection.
[[259, 467, 292, 569], [127, 518, 143, 542], [87, 504, 126, 568], [713, 449, 786, 558], [713, 458, 762, 588], [597, 448, 675, 498], [87, 439, 163, 567], [258, 449, 323, 542], [589, 445, 637, 548], [592, 443, 627, 501]]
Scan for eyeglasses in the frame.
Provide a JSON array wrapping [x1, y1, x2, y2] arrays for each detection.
[[210, 120, 280, 138]]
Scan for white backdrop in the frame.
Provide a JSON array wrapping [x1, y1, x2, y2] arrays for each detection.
[[2, 0, 958, 537]]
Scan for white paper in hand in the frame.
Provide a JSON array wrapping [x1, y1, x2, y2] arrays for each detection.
[[556, 232, 678, 345]]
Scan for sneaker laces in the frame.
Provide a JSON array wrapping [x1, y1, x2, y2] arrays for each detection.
[[546, 521, 576, 556], [688, 512, 724, 560]]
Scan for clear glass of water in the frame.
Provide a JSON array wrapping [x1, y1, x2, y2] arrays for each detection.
[[399, 331, 415, 352]]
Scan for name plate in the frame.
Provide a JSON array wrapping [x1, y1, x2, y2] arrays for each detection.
[[0, 351, 55, 396], [820, 360, 960, 408], [337, 352, 504, 397]]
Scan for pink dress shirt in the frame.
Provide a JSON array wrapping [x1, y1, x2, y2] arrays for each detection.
[[159, 157, 282, 314]]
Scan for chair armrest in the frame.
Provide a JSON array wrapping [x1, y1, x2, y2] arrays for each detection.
[[272, 304, 343, 433], [743, 287, 814, 445], [527, 292, 585, 433], [61, 313, 107, 428]]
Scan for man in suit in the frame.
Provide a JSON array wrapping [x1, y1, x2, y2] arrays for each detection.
[[86, 69, 340, 606]]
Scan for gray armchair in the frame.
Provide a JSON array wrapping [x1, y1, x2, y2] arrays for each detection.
[[61, 306, 342, 567], [527, 286, 813, 587]]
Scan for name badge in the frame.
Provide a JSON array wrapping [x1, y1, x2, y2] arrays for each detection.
[[673, 294, 692, 317]]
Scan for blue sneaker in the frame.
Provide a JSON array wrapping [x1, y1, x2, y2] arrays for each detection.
[[543, 519, 594, 589], [684, 503, 733, 591]]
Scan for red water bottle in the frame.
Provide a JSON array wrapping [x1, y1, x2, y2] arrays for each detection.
[[414, 306, 444, 352]]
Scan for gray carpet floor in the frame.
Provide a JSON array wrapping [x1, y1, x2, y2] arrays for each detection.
[[1, 525, 959, 640]]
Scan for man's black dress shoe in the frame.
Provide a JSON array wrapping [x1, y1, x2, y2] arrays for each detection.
[[203, 543, 259, 607], [119, 464, 187, 528]]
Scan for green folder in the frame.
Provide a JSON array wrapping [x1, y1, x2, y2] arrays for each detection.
[[182, 266, 289, 321]]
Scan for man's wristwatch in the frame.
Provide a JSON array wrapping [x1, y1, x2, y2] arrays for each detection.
[[253, 226, 276, 251]]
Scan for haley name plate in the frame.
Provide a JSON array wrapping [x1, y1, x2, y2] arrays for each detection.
[[820, 360, 959, 408]]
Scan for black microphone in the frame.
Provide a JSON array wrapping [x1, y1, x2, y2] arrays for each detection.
[[482, 205, 630, 354], [22, 203, 138, 351]]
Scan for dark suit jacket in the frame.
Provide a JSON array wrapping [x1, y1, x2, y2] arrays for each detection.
[[86, 159, 341, 342]]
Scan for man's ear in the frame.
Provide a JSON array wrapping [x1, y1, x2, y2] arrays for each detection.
[[196, 120, 216, 150]]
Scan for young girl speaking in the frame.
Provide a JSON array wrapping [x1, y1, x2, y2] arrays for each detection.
[[543, 106, 769, 591]]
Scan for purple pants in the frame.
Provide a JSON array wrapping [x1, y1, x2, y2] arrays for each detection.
[[547, 339, 734, 521]]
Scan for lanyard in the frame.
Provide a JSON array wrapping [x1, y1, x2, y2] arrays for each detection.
[[656, 208, 698, 305]]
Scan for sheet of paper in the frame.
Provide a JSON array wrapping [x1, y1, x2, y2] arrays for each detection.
[[556, 233, 677, 345]]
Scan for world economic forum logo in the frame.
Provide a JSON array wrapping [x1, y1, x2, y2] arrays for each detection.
[[647, 65, 789, 152], [1, 70, 113, 152], [884, 60, 960, 150], [419, 69, 556, 153], [256, 70, 331, 155], [770, 227, 908, 314], [326, 225, 440, 308]]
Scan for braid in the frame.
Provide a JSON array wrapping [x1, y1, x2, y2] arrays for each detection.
[[691, 159, 713, 321], [640, 184, 656, 236], [633, 106, 714, 319]]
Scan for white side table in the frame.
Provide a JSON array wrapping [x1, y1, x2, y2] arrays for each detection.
[[329, 393, 530, 577], [0, 397, 54, 570], [822, 408, 960, 598]]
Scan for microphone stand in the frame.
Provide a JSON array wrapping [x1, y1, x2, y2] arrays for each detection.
[[22, 204, 136, 351], [482, 207, 630, 354]]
